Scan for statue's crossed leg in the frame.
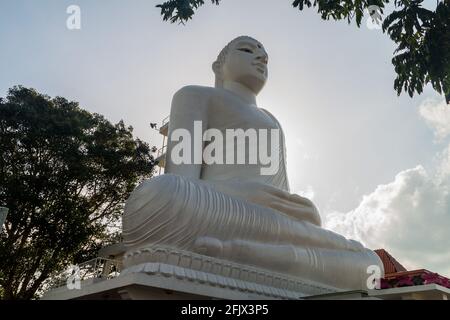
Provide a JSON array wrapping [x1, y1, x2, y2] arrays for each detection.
[[193, 236, 378, 289], [123, 174, 381, 289]]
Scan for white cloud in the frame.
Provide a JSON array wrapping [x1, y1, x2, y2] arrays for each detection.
[[437, 145, 450, 181], [297, 185, 315, 200], [419, 98, 450, 140], [325, 157, 450, 277], [324, 98, 450, 277]]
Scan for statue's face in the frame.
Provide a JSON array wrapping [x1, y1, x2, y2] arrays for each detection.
[[220, 38, 268, 94]]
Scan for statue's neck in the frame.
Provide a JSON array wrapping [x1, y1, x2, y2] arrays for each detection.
[[222, 81, 257, 106]]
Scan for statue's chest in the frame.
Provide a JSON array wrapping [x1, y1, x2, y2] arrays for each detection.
[[209, 96, 277, 130]]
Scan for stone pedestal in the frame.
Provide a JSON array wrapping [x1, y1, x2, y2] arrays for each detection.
[[43, 246, 340, 300]]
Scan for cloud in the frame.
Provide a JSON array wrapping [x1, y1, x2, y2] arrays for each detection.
[[325, 99, 450, 277], [419, 98, 450, 140], [297, 185, 315, 200], [437, 145, 450, 181]]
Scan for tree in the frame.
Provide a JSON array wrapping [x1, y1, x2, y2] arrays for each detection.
[[0, 86, 156, 299], [156, 0, 450, 104]]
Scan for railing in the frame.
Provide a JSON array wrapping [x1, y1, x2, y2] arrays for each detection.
[[48, 257, 122, 289], [161, 115, 169, 127], [156, 115, 169, 175], [157, 145, 167, 159]]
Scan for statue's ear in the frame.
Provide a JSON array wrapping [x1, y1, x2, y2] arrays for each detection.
[[212, 61, 221, 76]]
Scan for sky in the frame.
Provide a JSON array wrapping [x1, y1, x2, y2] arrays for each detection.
[[1, 0, 449, 276]]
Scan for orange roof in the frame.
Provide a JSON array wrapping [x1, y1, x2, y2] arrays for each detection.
[[374, 249, 407, 274], [374, 249, 450, 289]]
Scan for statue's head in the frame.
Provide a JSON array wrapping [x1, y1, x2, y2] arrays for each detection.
[[213, 36, 268, 95]]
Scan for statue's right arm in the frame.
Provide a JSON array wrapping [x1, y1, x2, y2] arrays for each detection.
[[164, 86, 209, 180]]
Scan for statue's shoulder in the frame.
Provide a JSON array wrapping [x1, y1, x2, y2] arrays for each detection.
[[259, 108, 282, 129], [173, 85, 216, 100], [171, 86, 221, 114], [171, 85, 213, 114]]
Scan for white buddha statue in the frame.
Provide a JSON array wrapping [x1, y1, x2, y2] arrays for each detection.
[[122, 36, 383, 291]]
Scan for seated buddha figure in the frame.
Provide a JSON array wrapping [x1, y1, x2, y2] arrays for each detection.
[[122, 36, 383, 290]]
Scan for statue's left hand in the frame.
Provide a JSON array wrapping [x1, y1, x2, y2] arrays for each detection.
[[205, 180, 322, 226]]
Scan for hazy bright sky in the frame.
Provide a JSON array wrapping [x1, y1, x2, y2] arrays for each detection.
[[1, 0, 449, 276]]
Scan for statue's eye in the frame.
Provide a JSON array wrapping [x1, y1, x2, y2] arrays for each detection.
[[238, 48, 253, 54]]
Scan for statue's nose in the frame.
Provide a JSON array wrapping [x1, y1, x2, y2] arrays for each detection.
[[257, 54, 268, 65]]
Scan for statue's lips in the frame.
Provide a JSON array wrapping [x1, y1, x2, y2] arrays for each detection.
[[252, 62, 267, 74]]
